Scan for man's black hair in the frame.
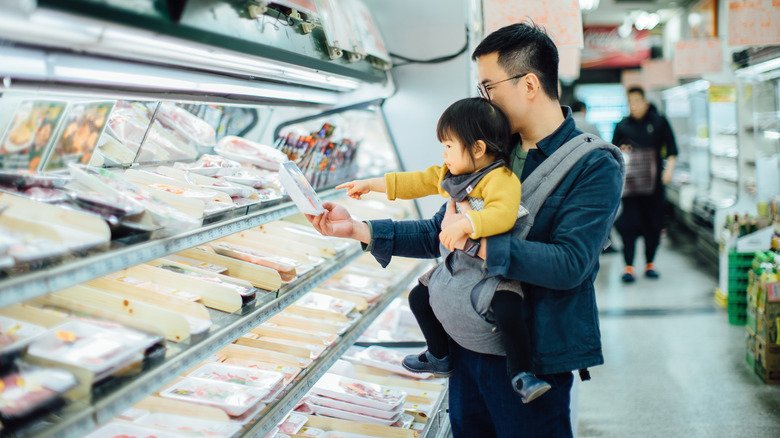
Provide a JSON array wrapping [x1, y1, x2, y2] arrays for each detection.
[[627, 86, 646, 98], [472, 22, 560, 100], [571, 100, 587, 113], [436, 98, 512, 166]]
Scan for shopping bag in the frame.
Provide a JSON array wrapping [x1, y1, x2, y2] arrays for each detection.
[[621, 146, 657, 197]]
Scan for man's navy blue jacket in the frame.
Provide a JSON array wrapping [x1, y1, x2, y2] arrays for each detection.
[[365, 108, 624, 375]]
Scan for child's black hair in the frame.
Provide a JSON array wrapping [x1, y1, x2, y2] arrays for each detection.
[[436, 97, 513, 167]]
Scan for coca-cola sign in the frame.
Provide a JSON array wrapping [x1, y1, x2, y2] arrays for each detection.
[[582, 25, 651, 69]]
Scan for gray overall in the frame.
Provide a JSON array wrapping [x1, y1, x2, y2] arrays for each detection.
[[426, 134, 624, 356]]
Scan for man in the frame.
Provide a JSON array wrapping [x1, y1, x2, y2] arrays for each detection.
[[308, 23, 623, 437], [612, 86, 678, 283], [571, 100, 601, 137]]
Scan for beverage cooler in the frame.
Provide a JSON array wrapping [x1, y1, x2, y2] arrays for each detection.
[[0, 2, 448, 437]]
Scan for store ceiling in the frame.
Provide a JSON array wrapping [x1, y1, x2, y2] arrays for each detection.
[[583, 0, 689, 25]]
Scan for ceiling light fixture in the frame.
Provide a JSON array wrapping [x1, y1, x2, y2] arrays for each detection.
[[579, 0, 600, 11]]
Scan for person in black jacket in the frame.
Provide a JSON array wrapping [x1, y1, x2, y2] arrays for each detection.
[[612, 87, 678, 283]]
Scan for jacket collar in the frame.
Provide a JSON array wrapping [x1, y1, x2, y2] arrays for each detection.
[[534, 106, 578, 157]]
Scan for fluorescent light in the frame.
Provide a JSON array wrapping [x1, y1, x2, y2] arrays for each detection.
[[579, 0, 600, 11], [764, 130, 780, 140], [736, 57, 780, 77]]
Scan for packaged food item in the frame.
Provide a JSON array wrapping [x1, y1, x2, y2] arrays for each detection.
[[352, 346, 432, 379], [0, 170, 71, 189], [136, 413, 242, 437], [319, 432, 376, 438], [174, 155, 241, 177], [156, 103, 216, 148], [310, 374, 406, 412], [15, 186, 69, 203], [391, 413, 415, 429], [0, 366, 77, 427], [304, 401, 401, 426], [215, 136, 287, 171], [160, 377, 265, 417], [220, 169, 281, 190], [105, 272, 201, 302], [278, 412, 308, 435], [242, 334, 325, 360], [86, 421, 181, 438], [0, 316, 46, 358], [141, 121, 198, 162], [117, 406, 149, 421], [27, 319, 162, 381], [211, 242, 298, 282], [70, 189, 145, 220], [6, 235, 68, 264], [307, 394, 400, 420], [221, 358, 301, 387], [294, 293, 356, 317], [188, 362, 283, 400], [164, 255, 228, 274], [297, 426, 325, 437], [258, 322, 338, 345], [155, 264, 255, 298]]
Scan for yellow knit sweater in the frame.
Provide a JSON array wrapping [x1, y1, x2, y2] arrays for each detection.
[[385, 164, 521, 239]]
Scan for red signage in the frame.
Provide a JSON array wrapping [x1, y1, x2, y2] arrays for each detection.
[[581, 25, 651, 69]]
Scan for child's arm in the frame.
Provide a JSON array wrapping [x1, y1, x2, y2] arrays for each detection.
[[336, 177, 386, 199], [463, 169, 521, 239], [384, 165, 447, 200]]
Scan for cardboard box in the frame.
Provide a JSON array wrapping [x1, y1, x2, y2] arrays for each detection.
[[755, 362, 780, 384], [756, 335, 780, 370], [757, 308, 780, 345]]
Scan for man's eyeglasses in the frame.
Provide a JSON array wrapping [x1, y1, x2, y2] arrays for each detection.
[[477, 72, 530, 101]]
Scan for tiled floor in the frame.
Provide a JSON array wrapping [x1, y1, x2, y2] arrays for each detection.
[[575, 240, 780, 437]]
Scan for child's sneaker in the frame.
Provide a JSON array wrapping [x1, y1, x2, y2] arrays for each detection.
[[402, 351, 454, 377], [511, 372, 552, 403]]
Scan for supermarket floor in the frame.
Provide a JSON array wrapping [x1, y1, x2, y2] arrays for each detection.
[[575, 239, 780, 437]]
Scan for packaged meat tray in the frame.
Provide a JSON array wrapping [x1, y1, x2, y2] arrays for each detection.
[[220, 168, 281, 190], [211, 242, 299, 282], [215, 136, 287, 171], [156, 103, 216, 148], [156, 264, 256, 298], [319, 432, 377, 438], [86, 421, 181, 438], [278, 412, 308, 435], [307, 394, 401, 420], [0, 170, 71, 189], [105, 272, 201, 302], [221, 358, 301, 387], [0, 366, 77, 427], [304, 401, 401, 426], [27, 319, 162, 381], [70, 189, 145, 220], [135, 413, 242, 437], [310, 374, 406, 412], [159, 377, 265, 417], [173, 154, 242, 177], [294, 293, 356, 317], [188, 362, 283, 400], [352, 346, 432, 379], [0, 316, 46, 359]]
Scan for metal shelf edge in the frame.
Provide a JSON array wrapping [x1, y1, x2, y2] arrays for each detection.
[[38, 247, 364, 438], [242, 261, 430, 437], [0, 190, 343, 307]]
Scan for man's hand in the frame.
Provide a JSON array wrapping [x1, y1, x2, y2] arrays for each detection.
[[305, 202, 371, 243], [439, 218, 472, 251]]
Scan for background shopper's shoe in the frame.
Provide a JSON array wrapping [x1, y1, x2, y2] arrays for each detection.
[[622, 266, 636, 283], [645, 263, 660, 279], [511, 372, 552, 404], [402, 351, 453, 377]]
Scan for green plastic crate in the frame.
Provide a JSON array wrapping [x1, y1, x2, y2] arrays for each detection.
[[729, 313, 748, 326], [747, 349, 756, 369], [728, 291, 748, 305]]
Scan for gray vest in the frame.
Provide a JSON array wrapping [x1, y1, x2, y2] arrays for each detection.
[[427, 134, 624, 356]]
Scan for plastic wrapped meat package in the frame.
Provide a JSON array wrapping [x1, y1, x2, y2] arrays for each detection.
[[105, 272, 201, 302], [221, 168, 281, 192], [173, 154, 242, 177], [319, 432, 378, 438], [68, 164, 201, 234], [357, 298, 425, 344], [221, 358, 301, 388], [0, 366, 78, 428], [211, 242, 300, 282], [155, 264, 256, 299], [155, 103, 216, 149], [294, 292, 356, 317], [259, 321, 338, 345], [242, 333, 326, 360], [103, 102, 151, 160], [159, 377, 265, 417], [352, 346, 432, 380], [306, 394, 400, 420], [69, 189, 145, 221], [215, 136, 287, 171], [278, 412, 308, 435], [0, 316, 46, 359], [188, 362, 283, 401], [135, 412, 242, 437], [310, 373, 406, 412], [302, 400, 401, 427], [26, 319, 163, 382], [0, 227, 68, 266], [0, 170, 71, 190]]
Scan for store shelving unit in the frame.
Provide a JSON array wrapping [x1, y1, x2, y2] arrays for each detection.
[[0, 3, 443, 437]]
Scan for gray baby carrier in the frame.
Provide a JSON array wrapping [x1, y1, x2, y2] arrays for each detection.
[[427, 133, 624, 356]]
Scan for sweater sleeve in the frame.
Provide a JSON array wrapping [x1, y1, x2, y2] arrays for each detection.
[[385, 165, 447, 200], [464, 169, 521, 239]]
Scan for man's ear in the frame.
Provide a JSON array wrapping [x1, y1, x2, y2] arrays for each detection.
[[472, 140, 487, 159], [525, 73, 541, 99]]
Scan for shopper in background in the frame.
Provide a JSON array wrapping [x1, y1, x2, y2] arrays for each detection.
[[612, 86, 678, 283], [307, 23, 623, 438], [571, 100, 601, 137]]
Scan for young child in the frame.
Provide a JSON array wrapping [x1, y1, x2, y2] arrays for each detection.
[[336, 98, 551, 403]]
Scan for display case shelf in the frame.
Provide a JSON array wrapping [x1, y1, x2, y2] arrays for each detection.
[[418, 389, 450, 438], [243, 261, 430, 437], [31, 246, 381, 438], [0, 189, 345, 308]]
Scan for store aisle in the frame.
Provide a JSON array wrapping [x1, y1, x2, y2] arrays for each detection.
[[577, 241, 780, 437]]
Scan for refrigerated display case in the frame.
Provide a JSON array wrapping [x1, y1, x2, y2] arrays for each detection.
[[0, 2, 448, 437]]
